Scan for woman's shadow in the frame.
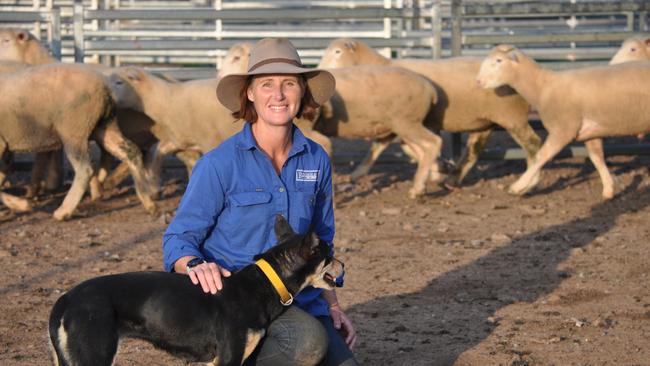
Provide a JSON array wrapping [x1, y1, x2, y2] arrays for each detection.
[[348, 174, 650, 365]]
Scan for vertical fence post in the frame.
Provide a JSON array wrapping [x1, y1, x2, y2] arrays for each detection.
[[49, 8, 61, 60], [640, 12, 648, 31], [73, 0, 85, 63], [447, 0, 463, 159], [431, 0, 442, 60]]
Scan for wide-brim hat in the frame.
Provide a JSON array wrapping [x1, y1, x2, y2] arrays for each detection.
[[216, 38, 336, 113]]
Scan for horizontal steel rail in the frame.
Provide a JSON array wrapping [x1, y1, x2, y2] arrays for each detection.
[[82, 7, 425, 21]]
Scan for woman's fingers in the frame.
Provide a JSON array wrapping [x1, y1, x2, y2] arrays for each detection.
[[188, 262, 224, 294]]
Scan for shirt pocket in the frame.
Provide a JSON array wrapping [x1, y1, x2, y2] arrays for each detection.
[[223, 191, 273, 250], [230, 191, 273, 207]]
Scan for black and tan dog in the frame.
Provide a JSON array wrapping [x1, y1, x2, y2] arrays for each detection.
[[48, 215, 344, 366]]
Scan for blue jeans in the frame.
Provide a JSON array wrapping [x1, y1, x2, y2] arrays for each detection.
[[245, 306, 358, 366]]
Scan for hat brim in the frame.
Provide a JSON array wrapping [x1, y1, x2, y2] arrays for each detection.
[[216, 62, 336, 113]]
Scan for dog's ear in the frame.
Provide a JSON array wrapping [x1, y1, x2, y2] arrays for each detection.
[[301, 233, 327, 258], [274, 214, 295, 243]]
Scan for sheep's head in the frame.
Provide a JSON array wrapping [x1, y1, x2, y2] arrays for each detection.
[[108, 67, 148, 111], [0, 28, 34, 62], [610, 37, 650, 65], [217, 42, 252, 79], [318, 38, 362, 68], [476, 44, 521, 89]]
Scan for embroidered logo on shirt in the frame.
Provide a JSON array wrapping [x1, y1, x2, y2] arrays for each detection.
[[296, 169, 319, 182]]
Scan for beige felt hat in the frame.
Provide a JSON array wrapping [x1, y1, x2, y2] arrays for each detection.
[[216, 38, 336, 113]]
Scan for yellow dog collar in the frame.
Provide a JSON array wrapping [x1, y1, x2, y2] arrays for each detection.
[[255, 259, 293, 306]]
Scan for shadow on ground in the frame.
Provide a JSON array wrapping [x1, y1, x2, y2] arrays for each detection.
[[348, 174, 650, 365]]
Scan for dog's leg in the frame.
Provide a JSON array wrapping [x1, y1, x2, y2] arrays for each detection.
[[49, 295, 119, 366]]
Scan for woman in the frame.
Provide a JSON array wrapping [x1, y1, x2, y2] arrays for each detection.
[[163, 38, 358, 366]]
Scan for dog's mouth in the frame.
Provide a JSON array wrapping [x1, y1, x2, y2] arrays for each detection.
[[323, 272, 336, 287]]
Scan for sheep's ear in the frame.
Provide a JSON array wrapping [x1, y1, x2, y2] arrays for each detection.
[[344, 40, 357, 52], [16, 30, 28, 43], [507, 50, 519, 63], [125, 68, 142, 81], [274, 214, 295, 243], [644, 37, 650, 47]]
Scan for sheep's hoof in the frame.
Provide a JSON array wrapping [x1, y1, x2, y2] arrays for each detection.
[[507, 185, 527, 196], [52, 208, 71, 221], [602, 190, 615, 201], [1, 193, 33, 212], [144, 203, 159, 217], [441, 175, 461, 190], [408, 187, 424, 199]]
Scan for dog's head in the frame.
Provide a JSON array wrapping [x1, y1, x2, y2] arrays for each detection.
[[256, 215, 344, 294]]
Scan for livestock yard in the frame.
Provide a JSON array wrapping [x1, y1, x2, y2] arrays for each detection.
[[2, 0, 650, 365]]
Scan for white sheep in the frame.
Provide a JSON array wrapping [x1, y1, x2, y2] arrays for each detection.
[[0, 28, 163, 199], [610, 36, 650, 65], [0, 28, 56, 65], [476, 44, 650, 199], [313, 65, 442, 198], [318, 38, 541, 186], [0, 28, 63, 197], [0, 63, 157, 220]]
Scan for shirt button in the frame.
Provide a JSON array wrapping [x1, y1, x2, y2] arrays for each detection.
[[278, 187, 285, 193]]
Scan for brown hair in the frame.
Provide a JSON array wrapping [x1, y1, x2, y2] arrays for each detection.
[[231, 75, 319, 123]]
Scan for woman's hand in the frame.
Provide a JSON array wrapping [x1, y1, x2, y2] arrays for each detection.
[[188, 262, 232, 294], [175, 256, 231, 294], [329, 302, 357, 349]]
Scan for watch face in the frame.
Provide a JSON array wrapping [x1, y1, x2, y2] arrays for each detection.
[[187, 258, 205, 268]]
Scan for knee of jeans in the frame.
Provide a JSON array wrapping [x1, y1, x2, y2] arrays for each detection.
[[276, 316, 328, 365]]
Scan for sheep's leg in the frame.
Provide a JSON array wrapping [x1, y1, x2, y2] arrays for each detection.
[[101, 161, 130, 192], [399, 142, 418, 163], [94, 118, 157, 216], [0, 138, 32, 212], [350, 137, 393, 181], [396, 127, 442, 199], [445, 130, 493, 187], [503, 125, 543, 168], [44, 149, 63, 191], [145, 140, 181, 197], [584, 138, 615, 200], [509, 132, 572, 196], [53, 142, 93, 221], [175, 150, 201, 177], [26, 152, 49, 197], [1, 192, 32, 212]]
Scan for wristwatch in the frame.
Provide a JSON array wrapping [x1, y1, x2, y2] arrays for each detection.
[[186, 258, 206, 273]]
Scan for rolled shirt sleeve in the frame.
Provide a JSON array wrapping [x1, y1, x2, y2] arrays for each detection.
[[162, 157, 225, 272]]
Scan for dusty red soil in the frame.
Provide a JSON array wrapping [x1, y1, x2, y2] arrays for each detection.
[[1, 137, 650, 366]]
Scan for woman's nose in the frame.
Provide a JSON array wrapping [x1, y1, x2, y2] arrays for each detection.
[[271, 84, 285, 100]]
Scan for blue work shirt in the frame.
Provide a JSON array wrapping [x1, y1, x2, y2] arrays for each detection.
[[163, 122, 336, 317]]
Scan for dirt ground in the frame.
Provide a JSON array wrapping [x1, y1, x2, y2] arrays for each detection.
[[1, 136, 650, 366]]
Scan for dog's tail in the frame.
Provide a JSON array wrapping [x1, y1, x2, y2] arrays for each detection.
[[48, 294, 69, 366]]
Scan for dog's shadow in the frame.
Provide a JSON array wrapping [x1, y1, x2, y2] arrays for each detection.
[[347, 175, 650, 365]]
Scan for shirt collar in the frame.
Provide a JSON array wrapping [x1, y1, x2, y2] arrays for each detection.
[[236, 122, 311, 156]]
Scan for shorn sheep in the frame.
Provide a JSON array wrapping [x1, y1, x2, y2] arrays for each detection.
[[610, 36, 650, 65], [476, 44, 650, 200], [313, 65, 442, 198], [318, 38, 542, 186], [0, 28, 64, 197], [0, 63, 157, 220]]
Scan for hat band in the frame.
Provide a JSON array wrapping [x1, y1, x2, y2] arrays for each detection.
[[248, 58, 303, 72]]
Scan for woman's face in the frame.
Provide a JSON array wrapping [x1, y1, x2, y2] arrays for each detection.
[[247, 74, 304, 126]]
